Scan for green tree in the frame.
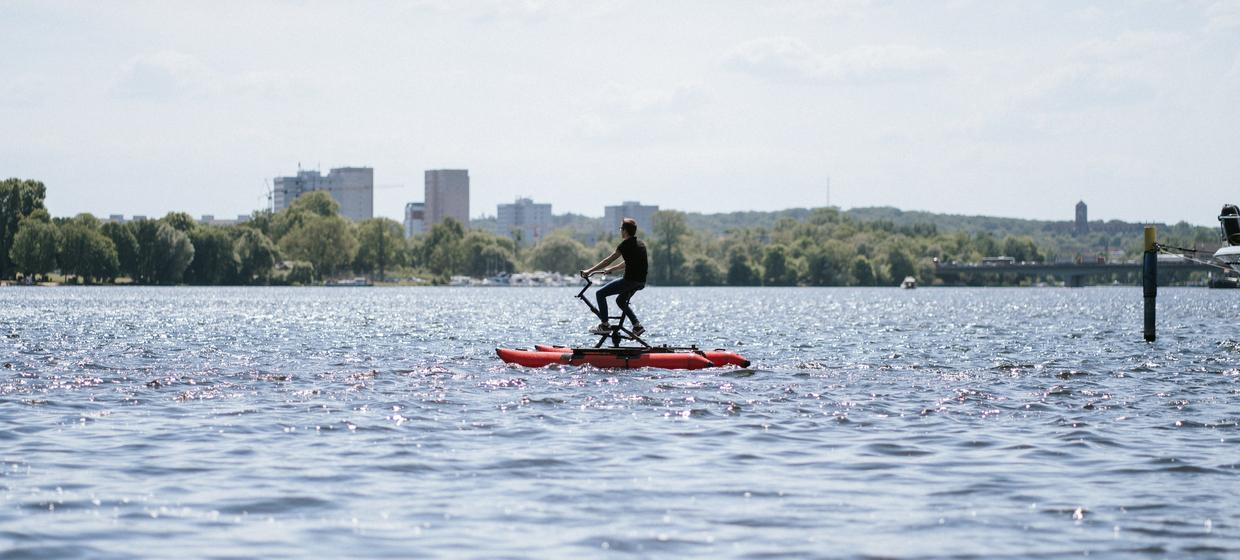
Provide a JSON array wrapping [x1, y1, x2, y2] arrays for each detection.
[[58, 220, 119, 284], [64, 213, 102, 230], [278, 214, 356, 279], [762, 244, 797, 286], [244, 209, 274, 237], [9, 216, 58, 281], [474, 244, 516, 277], [289, 191, 340, 217], [800, 240, 854, 286], [57, 221, 93, 283], [185, 227, 240, 285], [1002, 236, 1044, 263], [156, 223, 195, 284], [0, 178, 48, 278], [420, 217, 466, 279], [651, 210, 688, 285], [725, 248, 759, 286], [802, 249, 839, 286], [461, 231, 515, 277], [353, 218, 405, 278], [405, 235, 424, 269], [235, 228, 277, 284], [271, 191, 340, 243], [973, 232, 999, 258], [284, 261, 315, 285], [101, 222, 139, 280], [886, 246, 916, 286], [688, 256, 723, 286], [131, 220, 195, 284], [527, 235, 591, 274], [162, 212, 197, 233], [851, 255, 876, 287]]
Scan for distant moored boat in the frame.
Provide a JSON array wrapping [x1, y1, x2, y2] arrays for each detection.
[[900, 276, 917, 289], [1214, 204, 1240, 274], [325, 277, 374, 287]]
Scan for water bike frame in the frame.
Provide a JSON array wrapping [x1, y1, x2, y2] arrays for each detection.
[[578, 275, 650, 349]]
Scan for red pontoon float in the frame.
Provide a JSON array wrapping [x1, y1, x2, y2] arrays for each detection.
[[497, 276, 750, 370]]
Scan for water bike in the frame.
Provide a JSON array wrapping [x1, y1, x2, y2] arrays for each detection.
[[496, 274, 750, 370]]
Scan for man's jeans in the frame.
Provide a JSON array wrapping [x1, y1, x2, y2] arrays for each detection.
[[596, 278, 644, 326]]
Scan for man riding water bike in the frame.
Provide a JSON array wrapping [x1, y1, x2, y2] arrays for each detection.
[[580, 218, 648, 337]]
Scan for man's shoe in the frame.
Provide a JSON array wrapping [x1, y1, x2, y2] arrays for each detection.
[[631, 324, 645, 337], [590, 323, 612, 335]]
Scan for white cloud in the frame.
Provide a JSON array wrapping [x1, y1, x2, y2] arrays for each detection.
[[5, 2, 1235, 222], [571, 82, 711, 143], [1072, 31, 1186, 61], [1071, 5, 1106, 22], [722, 37, 820, 81], [625, 83, 711, 114], [761, 0, 877, 22], [1208, 0, 1240, 32], [409, 0, 624, 23], [112, 51, 215, 99], [111, 51, 307, 101], [991, 30, 1189, 116], [1, 75, 57, 108], [1025, 63, 1156, 108], [466, 0, 555, 23], [723, 37, 947, 84]]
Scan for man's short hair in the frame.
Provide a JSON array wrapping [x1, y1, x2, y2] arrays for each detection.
[[621, 218, 637, 236]]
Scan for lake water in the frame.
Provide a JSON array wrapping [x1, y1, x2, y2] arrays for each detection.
[[1, 286, 1238, 558]]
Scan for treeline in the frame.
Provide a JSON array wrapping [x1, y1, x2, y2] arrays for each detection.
[[473, 207, 1049, 287], [637, 208, 1038, 287], [846, 206, 1220, 262], [2, 178, 540, 285], [505, 207, 1215, 287], [3, 178, 280, 285], [494, 204, 1221, 263], [2, 177, 1219, 286]]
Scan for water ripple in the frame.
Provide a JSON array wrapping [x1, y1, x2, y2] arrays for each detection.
[[0, 286, 1237, 557]]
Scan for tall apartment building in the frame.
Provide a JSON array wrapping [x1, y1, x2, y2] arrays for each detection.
[[272, 167, 374, 221], [496, 197, 553, 246], [425, 169, 469, 227], [604, 201, 659, 235], [404, 202, 426, 238], [1075, 200, 1089, 235]]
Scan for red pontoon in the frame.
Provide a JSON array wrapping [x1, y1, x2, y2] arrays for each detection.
[[496, 276, 750, 370]]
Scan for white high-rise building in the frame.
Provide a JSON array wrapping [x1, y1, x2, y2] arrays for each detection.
[[425, 169, 469, 227], [404, 202, 426, 238], [496, 197, 553, 246], [604, 201, 659, 235], [273, 167, 374, 221]]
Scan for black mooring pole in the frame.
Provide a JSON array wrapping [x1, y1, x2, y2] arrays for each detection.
[[1142, 226, 1157, 342]]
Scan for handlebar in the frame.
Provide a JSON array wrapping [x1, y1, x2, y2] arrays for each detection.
[[577, 273, 594, 298]]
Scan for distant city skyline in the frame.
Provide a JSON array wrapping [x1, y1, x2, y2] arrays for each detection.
[[496, 197, 553, 246], [604, 201, 659, 233], [424, 169, 470, 228], [272, 166, 373, 221], [66, 187, 1225, 228], [3, 3, 1237, 226]]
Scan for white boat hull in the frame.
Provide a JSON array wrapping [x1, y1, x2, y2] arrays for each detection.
[[1214, 245, 1240, 272]]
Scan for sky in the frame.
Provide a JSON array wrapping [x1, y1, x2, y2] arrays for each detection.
[[2, 0, 1238, 226]]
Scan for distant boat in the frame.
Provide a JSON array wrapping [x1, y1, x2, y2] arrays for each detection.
[[900, 276, 917, 289], [325, 277, 374, 287], [1213, 204, 1240, 274]]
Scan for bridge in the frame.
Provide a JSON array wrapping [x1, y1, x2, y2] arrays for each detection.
[[934, 259, 1221, 287]]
